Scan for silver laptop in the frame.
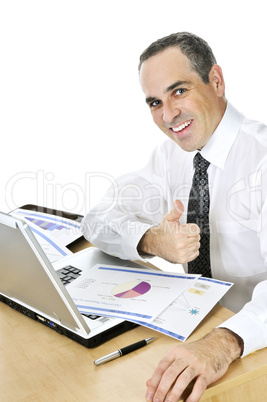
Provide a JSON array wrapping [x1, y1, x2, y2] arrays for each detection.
[[0, 212, 143, 347]]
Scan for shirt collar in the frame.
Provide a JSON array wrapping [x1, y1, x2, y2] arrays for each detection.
[[200, 102, 243, 170]]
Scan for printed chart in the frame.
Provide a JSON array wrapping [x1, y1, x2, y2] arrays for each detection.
[[112, 281, 151, 299], [132, 277, 233, 341], [68, 264, 199, 323]]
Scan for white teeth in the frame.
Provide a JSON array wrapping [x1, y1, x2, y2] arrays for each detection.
[[172, 120, 192, 132]]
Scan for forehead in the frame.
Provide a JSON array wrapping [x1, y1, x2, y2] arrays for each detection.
[[140, 47, 198, 95]]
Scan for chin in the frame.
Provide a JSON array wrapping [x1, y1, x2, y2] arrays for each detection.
[[174, 139, 198, 153]]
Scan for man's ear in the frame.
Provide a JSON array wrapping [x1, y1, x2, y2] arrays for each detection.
[[209, 65, 225, 97]]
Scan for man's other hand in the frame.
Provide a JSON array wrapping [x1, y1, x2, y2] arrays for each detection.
[[145, 328, 243, 402]]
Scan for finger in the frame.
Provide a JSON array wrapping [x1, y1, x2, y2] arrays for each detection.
[[186, 376, 208, 402], [174, 199, 184, 216], [189, 242, 201, 255], [152, 359, 190, 402], [165, 200, 184, 222], [187, 224, 200, 236], [176, 237, 200, 255], [187, 250, 200, 263], [186, 234, 201, 246], [167, 366, 199, 402], [179, 224, 200, 237], [145, 356, 175, 401]]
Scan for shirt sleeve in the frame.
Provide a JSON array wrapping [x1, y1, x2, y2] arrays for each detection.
[[218, 158, 267, 356], [218, 280, 267, 356], [81, 144, 169, 261]]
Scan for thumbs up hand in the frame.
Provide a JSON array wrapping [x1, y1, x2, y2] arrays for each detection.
[[138, 200, 200, 264]]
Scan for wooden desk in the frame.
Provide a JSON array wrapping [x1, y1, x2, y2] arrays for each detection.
[[1, 301, 267, 401], [1, 240, 267, 401]]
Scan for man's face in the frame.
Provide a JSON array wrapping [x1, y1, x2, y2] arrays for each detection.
[[140, 47, 226, 151]]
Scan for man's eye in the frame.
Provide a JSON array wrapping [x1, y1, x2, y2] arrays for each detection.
[[150, 100, 161, 108], [175, 88, 186, 96]]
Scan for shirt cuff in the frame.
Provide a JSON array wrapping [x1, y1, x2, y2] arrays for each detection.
[[217, 309, 267, 357], [120, 222, 153, 262]]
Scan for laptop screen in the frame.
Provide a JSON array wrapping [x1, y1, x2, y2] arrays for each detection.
[[0, 212, 90, 336]]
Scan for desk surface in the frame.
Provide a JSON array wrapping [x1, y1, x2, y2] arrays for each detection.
[[2, 240, 267, 401], [1, 300, 267, 401]]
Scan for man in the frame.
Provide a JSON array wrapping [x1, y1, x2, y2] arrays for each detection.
[[82, 32, 267, 401]]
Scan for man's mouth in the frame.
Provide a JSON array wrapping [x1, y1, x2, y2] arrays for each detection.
[[170, 119, 193, 133]]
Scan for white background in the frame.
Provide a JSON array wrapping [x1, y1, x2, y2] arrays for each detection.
[[1, 1, 266, 215]]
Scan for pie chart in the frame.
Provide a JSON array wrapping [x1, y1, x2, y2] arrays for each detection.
[[112, 280, 151, 299]]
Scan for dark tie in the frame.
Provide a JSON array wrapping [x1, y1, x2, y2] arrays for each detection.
[[187, 152, 211, 277]]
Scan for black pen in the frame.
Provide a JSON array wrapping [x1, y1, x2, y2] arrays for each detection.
[[94, 337, 155, 366]]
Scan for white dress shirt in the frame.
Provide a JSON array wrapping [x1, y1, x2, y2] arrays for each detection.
[[82, 102, 267, 357]]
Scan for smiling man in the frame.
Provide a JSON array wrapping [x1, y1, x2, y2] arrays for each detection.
[[82, 32, 267, 401], [140, 46, 226, 152]]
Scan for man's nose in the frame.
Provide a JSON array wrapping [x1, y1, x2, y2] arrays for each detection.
[[162, 100, 181, 124]]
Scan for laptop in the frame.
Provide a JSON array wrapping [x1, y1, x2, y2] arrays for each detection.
[[0, 211, 144, 348]]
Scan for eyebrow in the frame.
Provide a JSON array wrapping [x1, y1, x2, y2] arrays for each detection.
[[145, 96, 158, 105], [165, 80, 190, 93], [145, 80, 190, 104]]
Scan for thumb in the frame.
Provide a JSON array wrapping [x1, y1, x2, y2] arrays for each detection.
[[166, 200, 184, 222]]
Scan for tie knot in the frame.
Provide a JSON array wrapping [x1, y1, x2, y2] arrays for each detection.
[[194, 152, 210, 172]]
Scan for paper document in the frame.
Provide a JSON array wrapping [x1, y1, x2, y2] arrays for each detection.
[[67, 264, 200, 323], [11, 209, 82, 262], [132, 277, 233, 341]]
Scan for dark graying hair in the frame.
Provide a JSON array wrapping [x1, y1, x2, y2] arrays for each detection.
[[138, 32, 217, 84]]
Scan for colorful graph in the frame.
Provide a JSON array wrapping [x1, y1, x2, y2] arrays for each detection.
[[112, 280, 151, 299], [25, 217, 66, 231]]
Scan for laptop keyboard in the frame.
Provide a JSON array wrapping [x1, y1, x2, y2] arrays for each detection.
[[56, 265, 82, 285], [56, 265, 101, 321]]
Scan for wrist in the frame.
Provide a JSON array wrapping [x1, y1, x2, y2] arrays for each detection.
[[137, 226, 159, 257], [204, 328, 244, 362], [217, 327, 244, 357]]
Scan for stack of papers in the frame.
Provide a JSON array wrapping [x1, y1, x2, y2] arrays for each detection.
[[67, 264, 233, 341]]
